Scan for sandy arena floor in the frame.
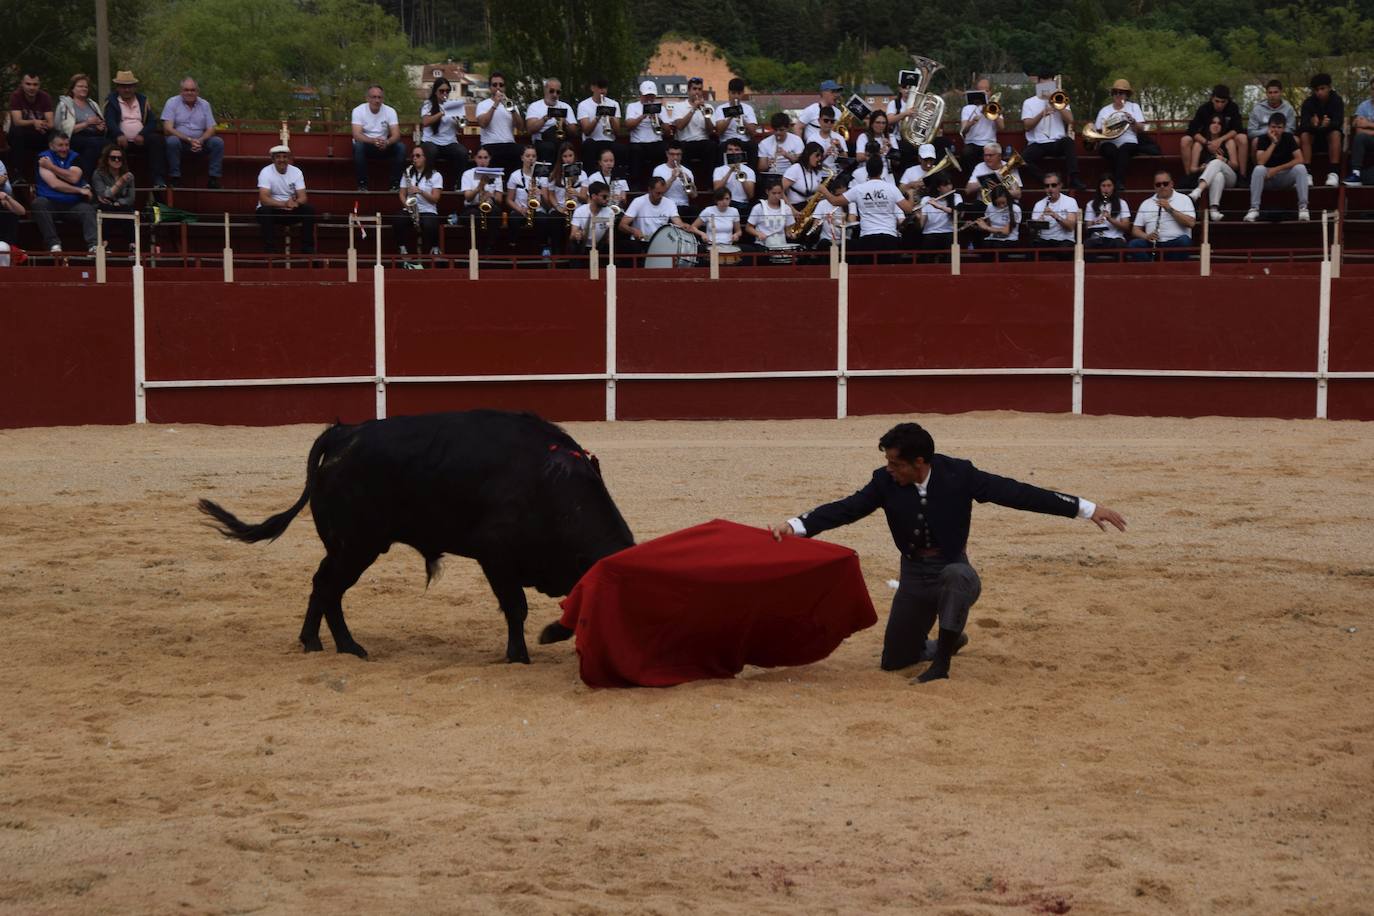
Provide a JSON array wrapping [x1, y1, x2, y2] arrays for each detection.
[[1, 413, 1371, 914]]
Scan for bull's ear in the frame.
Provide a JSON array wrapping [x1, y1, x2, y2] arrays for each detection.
[[589, 453, 602, 477]]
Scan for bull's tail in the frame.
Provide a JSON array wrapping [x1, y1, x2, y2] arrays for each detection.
[[197, 424, 345, 543]]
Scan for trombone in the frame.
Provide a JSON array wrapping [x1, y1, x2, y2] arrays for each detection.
[[982, 92, 1002, 120], [1050, 89, 1070, 111]]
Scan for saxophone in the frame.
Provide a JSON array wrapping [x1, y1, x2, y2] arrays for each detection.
[[787, 168, 835, 241], [898, 55, 946, 148], [403, 166, 421, 232], [525, 177, 540, 229], [562, 175, 577, 224]]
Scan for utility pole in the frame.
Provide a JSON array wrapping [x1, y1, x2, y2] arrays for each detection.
[[96, 0, 111, 101]]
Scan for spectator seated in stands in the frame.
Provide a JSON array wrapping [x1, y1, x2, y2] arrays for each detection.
[[1247, 80, 1296, 170], [255, 145, 316, 255], [1129, 170, 1195, 260], [393, 145, 442, 257], [352, 85, 406, 192], [32, 131, 98, 253], [91, 143, 137, 251], [6, 71, 54, 185], [1246, 113, 1310, 222], [1187, 114, 1239, 221], [1345, 77, 1374, 186], [55, 74, 108, 183], [1299, 73, 1344, 188], [104, 70, 163, 191], [0, 159, 28, 244], [1183, 84, 1246, 180], [161, 77, 224, 189]]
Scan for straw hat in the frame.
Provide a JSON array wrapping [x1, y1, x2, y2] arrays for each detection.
[[112, 70, 139, 85], [1111, 78, 1133, 94]]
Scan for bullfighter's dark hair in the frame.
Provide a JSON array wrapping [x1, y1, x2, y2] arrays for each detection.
[[879, 423, 935, 463]]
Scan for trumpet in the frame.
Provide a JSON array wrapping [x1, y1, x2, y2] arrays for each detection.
[[1050, 89, 1070, 111], [649, 108, 663, 137], [983, 92, 1002, 120]]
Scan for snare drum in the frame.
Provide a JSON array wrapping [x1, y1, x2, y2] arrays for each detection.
[[715, 243, 742, 266], [763, 233, 803, 265], [645, 225, 701, 268]]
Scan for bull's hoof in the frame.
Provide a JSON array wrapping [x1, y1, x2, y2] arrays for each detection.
[[506, 646, 531, 665], [301, 637, 324, 653], [538, 621, 574, 644], [337, 642, 369, 659]]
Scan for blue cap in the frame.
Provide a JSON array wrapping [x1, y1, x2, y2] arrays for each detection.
[[820, 79, 842, 92]]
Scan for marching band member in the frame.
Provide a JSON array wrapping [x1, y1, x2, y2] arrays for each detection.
[[670, 76, 716, 181], [965, 143, 1021, 200], [712, 138, 756, 220], [758, 113, 804, 192], [781, 142, 827, 208], [618, 176, 689, 261], [1187, 114, 1238, 221], [624, 80, 668, 189], [653, 141, 697, 220], [1185, 84, 1246, 179], [542, 141, 584, 256], [1029, 171, 1078, 251], [813, 106, 849, 170], [692, 186, 743, 247], [1093, 79, 1146, 186], [568, 180, 614, 260], [958, 77, 1003, 176], [916, 172, 961, 254], [459, 146, 505, 247], [393, 145, 442, 256], [1082, 173, 1131, 250], [1021, 70, 1083, 189], [973, 184, 1021, 252], [525, 79, 573, 166], [474, 71, 522, 177], [579, 147, 629, 211], [713, 78, 761, 165], [577, 78, 621, 175], [796, 79, 842, 142], [820, 156, 914, 263], [812, 173, 858, 251], [745, 182, 797, 260], [899, 143, 942, 201], [1129, 170, 1195, 260], [855, 111, 897, 181], [418, 77, 469, 191], [505, 144, 547, 248]]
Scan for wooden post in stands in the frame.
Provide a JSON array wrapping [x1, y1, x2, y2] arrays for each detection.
[[1321, 209, 1329, 267], [1200, 205, 1211, 277], [374, 213, 382, 268], [1072, 218, 1085, 415], [589, 216, 599, 280], [223, 212, 234, 282], [709, 234, 719, 278], [1074, 209, 1084, 265], [950, 209, 960, 275], [468, 213, 479, 280], [96, 212, 107, 283], [1332, 210, 1343, 278], [347, 215, 358, 283]]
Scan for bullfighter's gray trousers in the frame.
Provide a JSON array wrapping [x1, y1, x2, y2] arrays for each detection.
[[880, 556, 982, 671]]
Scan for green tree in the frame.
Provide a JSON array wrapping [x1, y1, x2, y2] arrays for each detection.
[[2, 0, 150, 97], [488, 0, 643, 102], [1090, 25, 1238, 121]]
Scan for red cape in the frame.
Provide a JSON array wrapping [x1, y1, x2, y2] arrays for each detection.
[[558, 519, 877, 687]]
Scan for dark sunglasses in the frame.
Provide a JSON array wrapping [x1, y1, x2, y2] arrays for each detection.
[[1155, 180, 1172, 187], [1044, 182, 1060, 188], [108, 154, 124, 160]]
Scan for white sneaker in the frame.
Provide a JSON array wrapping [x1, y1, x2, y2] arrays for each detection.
[[1325, 173, 1339, 188], [49, 243, 62, 252], [1210, 208, 1224, 222], [1189, 186, 1203, 202], [398, 245, 409, 255], [429, 246, 440, 255], [1243, 209, 1260, 222], [1298, 207, 1310, 221]]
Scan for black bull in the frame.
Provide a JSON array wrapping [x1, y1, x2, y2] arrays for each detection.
[[197, 410, 634, 662]]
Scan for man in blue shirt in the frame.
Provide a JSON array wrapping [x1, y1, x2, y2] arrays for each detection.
[[161, 77, 224, 189], [771, 422, 1126, 683], [1344, 77, 1374, 185], [32, 132, 98, 253]]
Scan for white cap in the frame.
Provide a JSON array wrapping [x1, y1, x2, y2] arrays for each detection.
[[918, 143, 936, 159], [269, 144, 291, 156], [639, 80, 657, 96]]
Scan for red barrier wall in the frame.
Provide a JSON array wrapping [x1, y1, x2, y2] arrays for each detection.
[[1, 284, 134, 428], [143, 281, 375, 424]]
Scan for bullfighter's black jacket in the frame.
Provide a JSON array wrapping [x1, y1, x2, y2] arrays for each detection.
[[799, 453, 1081, 563]]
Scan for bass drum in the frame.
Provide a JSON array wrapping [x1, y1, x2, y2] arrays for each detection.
[[645, 225, 701, 269]]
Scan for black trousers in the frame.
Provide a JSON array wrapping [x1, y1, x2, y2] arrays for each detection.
[[256, 204, 317, 253], [1022, 138, 1079, 184], [1098, 141, 1138, 186], [390, 211, 440, 252], [847, 232, 905, 264], [421, 142, 470, 190], [484, 142, 522, 180], [0, 210, 18, 244], [629, 141, 666, 189], [581, 139, 618, 176], [880, 556, 982, 671], [680, 139, 716, 184]]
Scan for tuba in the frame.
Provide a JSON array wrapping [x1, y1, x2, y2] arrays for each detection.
[[898, 55, 946, 148]]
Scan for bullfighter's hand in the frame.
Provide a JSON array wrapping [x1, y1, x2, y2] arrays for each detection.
[[1090, 505, 1127, 532], [769, 521, 796, 541]]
